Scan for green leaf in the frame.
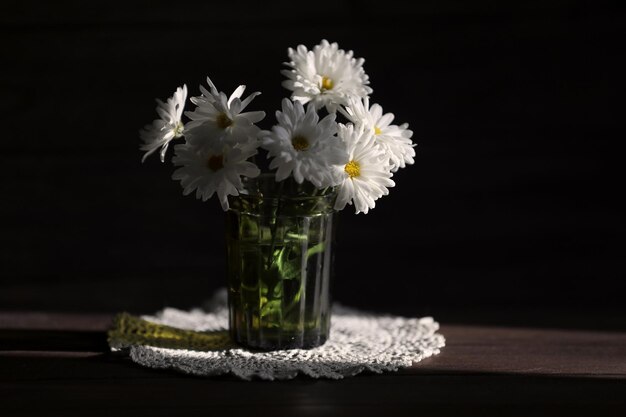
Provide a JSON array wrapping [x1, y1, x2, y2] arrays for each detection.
[[275, 242, 302, 280], [306, 243, 325, 257], [260, 299, 282, 319]]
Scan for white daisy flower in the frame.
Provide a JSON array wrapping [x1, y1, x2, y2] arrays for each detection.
[[282, 40, 372, 112], [184, 77, 265, 151], [334, 123, 395, 214], [343, 97, 415, 172], [260, 98, 348, 188], [140, 84, 187, 163], [172, 141, 260, 211]]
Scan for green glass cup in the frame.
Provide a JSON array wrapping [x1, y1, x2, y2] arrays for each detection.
[[226, 175, 337, 350]]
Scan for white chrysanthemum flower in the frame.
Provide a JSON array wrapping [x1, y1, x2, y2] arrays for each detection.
[[282, 40, 372, 112], [260, 98, 348, 188], [140, 85, 187, 163], [334, 124, 395, 214], [184, 77, 265, 151], [343, 97, 415, 172], [172, 142, 260, 211]]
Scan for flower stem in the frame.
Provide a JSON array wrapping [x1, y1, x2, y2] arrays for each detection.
[[266, 180, 285, 269]]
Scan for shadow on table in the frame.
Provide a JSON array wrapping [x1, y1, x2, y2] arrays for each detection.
[[0, 329, 108, 352]]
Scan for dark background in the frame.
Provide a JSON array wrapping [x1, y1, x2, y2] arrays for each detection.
[[1, 1, 623, 329]]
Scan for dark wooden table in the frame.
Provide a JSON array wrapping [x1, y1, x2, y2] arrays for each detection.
[[1, 312, 625, 417]]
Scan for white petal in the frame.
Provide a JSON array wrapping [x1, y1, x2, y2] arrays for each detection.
[[240, 111, 266, 124], [334, 180, 351, 211], [228, 85, 246, 106], [240, 91, 261, 111]]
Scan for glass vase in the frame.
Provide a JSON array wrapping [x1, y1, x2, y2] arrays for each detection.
[[225, 175, 337, 350]]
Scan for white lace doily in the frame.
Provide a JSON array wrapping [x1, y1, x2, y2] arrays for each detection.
[[109, 290, 445, 380]]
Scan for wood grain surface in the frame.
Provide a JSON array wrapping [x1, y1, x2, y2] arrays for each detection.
[[1, 312, 625, 416]]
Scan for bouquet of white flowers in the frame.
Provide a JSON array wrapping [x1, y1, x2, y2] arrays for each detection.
[[139, 40, 417, 350], [140, 39, 415, 215]]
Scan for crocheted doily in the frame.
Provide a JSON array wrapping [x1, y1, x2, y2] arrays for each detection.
[[108, 290, 445, 380]]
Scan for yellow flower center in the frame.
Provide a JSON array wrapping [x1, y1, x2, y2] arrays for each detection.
[[291, 135, 310, 151], [207, 154, 224, 172], [321, 76, 334, 91], [216, 113, 232, 129], [344, 160, 360, 178], [174, 121, 184, 138], [374, 126, 382, 135]]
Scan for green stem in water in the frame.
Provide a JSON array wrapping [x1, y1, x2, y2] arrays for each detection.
[[266, 180, 285, 269]]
